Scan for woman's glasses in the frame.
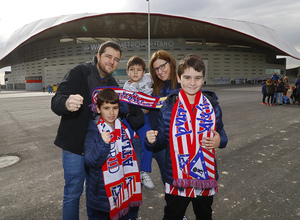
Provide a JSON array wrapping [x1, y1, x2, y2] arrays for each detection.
[[152, 61, 168, 73]]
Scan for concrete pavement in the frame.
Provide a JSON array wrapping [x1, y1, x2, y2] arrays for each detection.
[[0, 85, 299, 220]]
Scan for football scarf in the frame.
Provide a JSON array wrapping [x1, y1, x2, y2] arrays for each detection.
[[167, 89, 217, 198], [97, 116, 142, 220], [90, 87, 167, 112]]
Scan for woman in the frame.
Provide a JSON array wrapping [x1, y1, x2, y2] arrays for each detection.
[[266, 78, 276, 106], [148, 50, 181, 183], [149, 51, 179, 97]]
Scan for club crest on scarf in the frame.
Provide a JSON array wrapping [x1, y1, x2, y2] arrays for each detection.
[[111, 183, 124, 208]]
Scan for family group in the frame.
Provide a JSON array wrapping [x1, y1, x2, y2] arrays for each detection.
[[51, 41, 228, 220]]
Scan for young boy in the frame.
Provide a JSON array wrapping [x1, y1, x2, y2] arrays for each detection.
[[123, 56, 155, 190], [84, 88, 142, 220], [146, 54, 228, 220]]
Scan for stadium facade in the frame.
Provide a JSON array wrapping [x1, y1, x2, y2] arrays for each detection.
[[1, 12, 300, 90]]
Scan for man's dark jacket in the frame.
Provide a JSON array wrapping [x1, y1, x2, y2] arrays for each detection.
[[51, 56, 119, 155]]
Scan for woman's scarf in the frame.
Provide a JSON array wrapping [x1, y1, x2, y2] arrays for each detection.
[[167, 89, 217, 197], [97, 116, 142, 220]]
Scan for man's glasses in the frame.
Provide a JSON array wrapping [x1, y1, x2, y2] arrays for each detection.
[[152, 61, 168, 73]]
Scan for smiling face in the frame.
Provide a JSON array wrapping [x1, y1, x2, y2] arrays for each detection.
[[127, 64, 145, 83], [97, 102, 119, 126], [152, 59, 171, 82], [97, 47, 121, 78], [177, 67, 205, 103]]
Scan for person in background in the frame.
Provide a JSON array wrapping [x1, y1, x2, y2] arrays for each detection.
[[146, 54, 227, 220], [283, 76, 289, 97], [272, 72, 279, 82], [266, 78, 276, 106], [261, 80, 267, 105], [123, 55, 155, 190], [275, 78, 285, 105], [148, 50, 181, 183], [295, 73, 300, 105]]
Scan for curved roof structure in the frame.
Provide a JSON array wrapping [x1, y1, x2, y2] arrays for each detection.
[[1, 12, 300, 68]]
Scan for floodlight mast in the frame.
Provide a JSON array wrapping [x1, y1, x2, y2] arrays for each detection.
[[147, 0, 151, 63]]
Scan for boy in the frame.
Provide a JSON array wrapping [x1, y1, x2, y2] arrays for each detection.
[[123, 56, 153, 95], [123, 56, 155, 190], [146, 54, 228, 220], [84, 88, 142, 220]]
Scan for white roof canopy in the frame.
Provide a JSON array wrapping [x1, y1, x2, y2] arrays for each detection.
[[1, 12, 299, 68]]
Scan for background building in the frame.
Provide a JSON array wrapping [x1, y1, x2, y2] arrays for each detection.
[[1, 12, 300, 90]]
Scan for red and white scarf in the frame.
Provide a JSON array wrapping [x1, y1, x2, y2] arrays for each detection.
[[97, 116, 142, 220], [166, 89, 217, 197], [90, 87, 167, 112]]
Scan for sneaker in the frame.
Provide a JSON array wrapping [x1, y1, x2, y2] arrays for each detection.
[[140, 171, 154, 190], [262, 102, 267, 105], [183, 216, 189, 220]]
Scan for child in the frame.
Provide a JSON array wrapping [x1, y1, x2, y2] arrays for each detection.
[[84, 88, 142, 220], [146, 54, 228, 220], [123, 56, 155, 190]]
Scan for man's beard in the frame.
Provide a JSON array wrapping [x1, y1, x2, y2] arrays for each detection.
[[97, 62, 113, 76]]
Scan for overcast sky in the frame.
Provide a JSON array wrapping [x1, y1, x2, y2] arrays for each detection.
[[0, 0, 300, 77]]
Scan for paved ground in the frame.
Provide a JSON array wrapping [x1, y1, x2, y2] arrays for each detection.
[[0, 85, 299, 220]]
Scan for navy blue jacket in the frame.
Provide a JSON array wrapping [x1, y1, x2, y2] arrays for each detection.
[[84, 118, 111, 212], [147, 89, 228, 185]]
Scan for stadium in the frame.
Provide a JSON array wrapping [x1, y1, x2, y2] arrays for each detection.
[[0, 12, 300, 90]]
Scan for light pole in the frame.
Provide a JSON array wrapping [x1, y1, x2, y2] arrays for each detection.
[[147, 0, 151, 63]]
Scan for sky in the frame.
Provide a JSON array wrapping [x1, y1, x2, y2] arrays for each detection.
[[0, 0, 300, 82]]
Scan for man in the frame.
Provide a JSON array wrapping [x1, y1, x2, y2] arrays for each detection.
[[51, 41, 143, 219]]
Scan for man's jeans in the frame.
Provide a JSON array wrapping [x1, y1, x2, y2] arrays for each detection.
[[276, 92, 283, 104], [62, 150, 87, 220]]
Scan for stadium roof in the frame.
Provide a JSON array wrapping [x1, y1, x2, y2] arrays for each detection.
[[1, 12, 300, 68]]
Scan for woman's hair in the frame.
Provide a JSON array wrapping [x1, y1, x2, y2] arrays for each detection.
[[149, 50, 177, 96], [177, 54, 205, 78], [266, 78, 275, 85], [297, 73, 300, 79], [97, 88, 119, 108]]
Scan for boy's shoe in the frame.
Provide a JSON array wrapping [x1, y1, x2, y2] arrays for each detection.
[[183, 216, 189, 220], [262, 102, 267, 105], [140, 171, 155, 190]]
